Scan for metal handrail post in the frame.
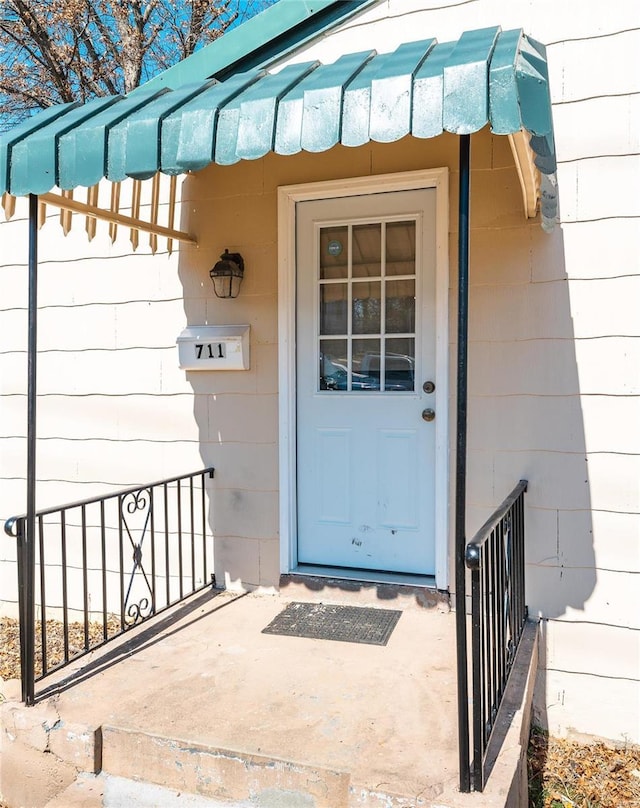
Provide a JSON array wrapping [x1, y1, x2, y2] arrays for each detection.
[[12, 518, 28, 703], [455, 134, 471, 792], [24, 193, 39, 705], [469, 558, 484, 791]]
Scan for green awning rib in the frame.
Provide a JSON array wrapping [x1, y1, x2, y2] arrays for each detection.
[[0, 26, 557, 226]]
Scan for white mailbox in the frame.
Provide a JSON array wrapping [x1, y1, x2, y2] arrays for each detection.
[[177, 325, 250, 370]]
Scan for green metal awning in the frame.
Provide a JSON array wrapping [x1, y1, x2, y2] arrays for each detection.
[[0, 25, 557, 226]]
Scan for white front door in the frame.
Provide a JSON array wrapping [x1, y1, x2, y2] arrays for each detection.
[[296, 189, 438, 575]]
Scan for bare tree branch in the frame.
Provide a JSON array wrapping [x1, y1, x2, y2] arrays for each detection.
[[0, 0, 275, 128]]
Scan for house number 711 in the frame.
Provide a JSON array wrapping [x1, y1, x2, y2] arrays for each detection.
[[195, 343, 225, 359]]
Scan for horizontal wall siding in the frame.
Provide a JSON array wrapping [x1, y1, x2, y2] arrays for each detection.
[[540, 16, 640, 743], [0, 186, 205, 613], [0, 165, 285, 600]]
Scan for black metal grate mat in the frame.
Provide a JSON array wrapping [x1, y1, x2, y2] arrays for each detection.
[[262, 601, 401, 646]]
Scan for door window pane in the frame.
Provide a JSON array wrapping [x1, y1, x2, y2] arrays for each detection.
[[317, 216, 418, 393], [386, 220, 416, 276], [319, 339, 348, 390], [352, 281, 381, 334], [385, 338, 415, 391], [320, 226, 348, 280], [385, 279, 415, 333], [352, 338, 381, 391], [320, 284, 347, 335], [352, 223, 381, 278]]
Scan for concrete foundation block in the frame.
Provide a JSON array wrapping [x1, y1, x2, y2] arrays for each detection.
[[1, 700, 60, 753], [48, 721, 101, 773], [101, 725, 350, 807]]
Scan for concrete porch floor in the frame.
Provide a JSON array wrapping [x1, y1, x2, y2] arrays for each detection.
[[1, 579, 535, 807]]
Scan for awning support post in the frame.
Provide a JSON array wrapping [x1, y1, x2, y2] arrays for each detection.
[[455, 134, 471, 792], [21, 193, 38, 705]]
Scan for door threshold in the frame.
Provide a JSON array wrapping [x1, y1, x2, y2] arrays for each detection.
[[281, 566, 449, 610], [289, 564, 438, 589]]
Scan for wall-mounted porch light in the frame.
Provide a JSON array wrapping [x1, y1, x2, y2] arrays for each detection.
[[209, 249, 245, 299]]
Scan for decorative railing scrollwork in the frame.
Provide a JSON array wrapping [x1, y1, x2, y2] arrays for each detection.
[[120, 488, 154, 626]]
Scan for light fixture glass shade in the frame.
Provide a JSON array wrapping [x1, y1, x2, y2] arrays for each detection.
[[210, 250, 244, 298]]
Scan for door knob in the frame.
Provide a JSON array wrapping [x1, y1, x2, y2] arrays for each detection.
[[423, 381, 435, 394], [422, 408, 435, 422]]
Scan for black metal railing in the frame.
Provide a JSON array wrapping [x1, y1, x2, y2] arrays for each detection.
[[4, 468, 215, 704], [465, 480, 528, 791]]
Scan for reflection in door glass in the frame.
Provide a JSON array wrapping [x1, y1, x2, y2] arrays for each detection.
[[352, 281, 381, 334], [385, 338, 415, 391], [320, 226, 348, 280], [386, 279, 415, 333], [352, 223, 381, 278], [320, 283, 348, 335], [319, 339, 348, 390], [386, 221, 416, 276], [352, 338, 381, 391]]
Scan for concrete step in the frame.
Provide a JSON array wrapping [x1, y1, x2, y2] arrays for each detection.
[[43, 773, 103, 808], [100, 725, 350, 806], [2, 592, 537, 808], [97, 724, 452, 808], [44, 772, 254, 807], [44, 741, 458, 808]]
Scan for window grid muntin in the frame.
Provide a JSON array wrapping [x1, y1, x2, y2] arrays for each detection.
[[318, 216, 417, 393]]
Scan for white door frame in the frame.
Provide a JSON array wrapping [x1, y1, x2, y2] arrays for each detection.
[[277, 168, 450, 589]]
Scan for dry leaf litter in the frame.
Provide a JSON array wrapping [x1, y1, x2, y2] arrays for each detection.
[[1, 615, 121, 680], [528, 726, 640, 807]]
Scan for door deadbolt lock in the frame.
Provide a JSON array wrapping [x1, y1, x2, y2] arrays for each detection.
[[423, 381, 435, 394], [422, 408, 436, 422]]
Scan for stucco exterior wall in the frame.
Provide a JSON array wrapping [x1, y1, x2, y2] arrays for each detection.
[[0, 0, 638, 747]]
